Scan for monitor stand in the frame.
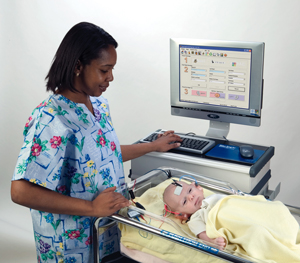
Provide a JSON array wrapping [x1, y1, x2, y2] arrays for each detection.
[[206, 120, 230, 139]]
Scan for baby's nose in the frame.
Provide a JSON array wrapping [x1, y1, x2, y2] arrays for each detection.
[[188, 194, 194, 201]]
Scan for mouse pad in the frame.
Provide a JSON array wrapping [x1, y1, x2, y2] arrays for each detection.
[[205, 144, 265, 164]]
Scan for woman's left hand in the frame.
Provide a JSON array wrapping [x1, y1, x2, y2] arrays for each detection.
[[120, 130, 182, 162], [152, 130, 182, 152]]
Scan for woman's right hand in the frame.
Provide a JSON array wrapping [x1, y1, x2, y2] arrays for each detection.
[[91, 186, 130, 217], [11, 180, 130, 218]]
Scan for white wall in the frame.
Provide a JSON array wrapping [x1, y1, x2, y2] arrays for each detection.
[[1, 0, 300, 261]]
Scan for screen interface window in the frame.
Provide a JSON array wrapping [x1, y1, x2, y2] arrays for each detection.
[[179, 45, 252, 110]]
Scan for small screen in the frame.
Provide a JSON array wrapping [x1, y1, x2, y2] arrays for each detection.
[[179, 45, 252, 110]]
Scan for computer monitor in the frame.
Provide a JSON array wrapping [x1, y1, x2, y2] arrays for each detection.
[[170, 38, 265, 139]]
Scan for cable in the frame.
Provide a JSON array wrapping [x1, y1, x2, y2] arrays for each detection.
[[146, 168, 172, 178], [185, 132, 196, 136], [179, 174, 198, 186], [222, 136, 239, 147]]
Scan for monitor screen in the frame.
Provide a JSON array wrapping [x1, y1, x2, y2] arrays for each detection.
[[170, 38, 265, 138]]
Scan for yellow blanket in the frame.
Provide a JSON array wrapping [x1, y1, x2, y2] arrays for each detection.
[[119, 179, 224, 263], [206, 195, 300, 263]]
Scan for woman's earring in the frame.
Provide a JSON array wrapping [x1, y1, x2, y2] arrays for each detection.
[[76, 73, 80, 77]]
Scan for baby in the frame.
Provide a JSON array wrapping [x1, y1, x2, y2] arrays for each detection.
[[163, 180, 226, 248]]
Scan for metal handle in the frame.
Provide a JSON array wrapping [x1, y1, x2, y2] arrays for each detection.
[[104, 213, 256, 263]]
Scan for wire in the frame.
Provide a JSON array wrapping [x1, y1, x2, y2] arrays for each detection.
[[146, 168, 172, 178], [132, 179, 137, 190], [179, 174, 198, 185], [185, 132, 196, 136], [140, 215, 147, 223], [164, 204, 180, 215], [222, 136, 239, 147]]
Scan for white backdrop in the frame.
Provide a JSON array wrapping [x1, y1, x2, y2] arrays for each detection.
[[1, 0, 300, 262]]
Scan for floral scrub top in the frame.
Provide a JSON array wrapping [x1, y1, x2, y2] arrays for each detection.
[[12, 94, 125, 263]]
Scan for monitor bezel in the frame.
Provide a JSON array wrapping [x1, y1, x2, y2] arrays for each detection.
[[170, 38, 265, 127]]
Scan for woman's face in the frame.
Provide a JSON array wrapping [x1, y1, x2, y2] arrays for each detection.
[[75, 45, 117, 97]]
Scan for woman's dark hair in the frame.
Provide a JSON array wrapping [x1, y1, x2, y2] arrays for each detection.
[[45, 22, 118, 93]]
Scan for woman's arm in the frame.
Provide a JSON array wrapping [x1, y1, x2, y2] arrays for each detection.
[[11, 179, 130, 217], [121, 131, 182, 162]]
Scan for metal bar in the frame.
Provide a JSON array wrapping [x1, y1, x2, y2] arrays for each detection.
[[108, 213, 256, 263], [144, 166, 243, 195], [92, 217, 116, 263], [92, 217, 102, 263]]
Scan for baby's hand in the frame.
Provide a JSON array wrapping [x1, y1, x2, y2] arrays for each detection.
[[212, 237, 226, 249], [197, 231, 226, 249]]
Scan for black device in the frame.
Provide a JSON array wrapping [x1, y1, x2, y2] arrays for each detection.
[[239, 145, 254, 159]]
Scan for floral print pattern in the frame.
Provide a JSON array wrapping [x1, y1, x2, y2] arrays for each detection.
[[12, 94, 125, 262], [50, 136, 63, 149], [62, 229, 88, 242], [28, 138, 49, 163]]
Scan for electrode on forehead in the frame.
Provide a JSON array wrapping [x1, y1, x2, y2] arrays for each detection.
[[172, 179, 182, 196], [174, 186, 182, 195]]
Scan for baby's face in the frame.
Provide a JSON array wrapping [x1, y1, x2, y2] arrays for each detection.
[[164, 181, 204, 215]]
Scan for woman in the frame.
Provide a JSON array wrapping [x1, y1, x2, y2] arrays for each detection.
[[11, 22, 181, 263]]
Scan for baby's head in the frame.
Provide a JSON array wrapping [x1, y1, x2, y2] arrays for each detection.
[[163, 180, 204, 218]]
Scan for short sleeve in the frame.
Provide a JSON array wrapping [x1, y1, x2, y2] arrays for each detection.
[[12, 98, 81, 194]]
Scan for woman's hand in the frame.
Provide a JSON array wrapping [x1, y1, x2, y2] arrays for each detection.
[[156, 130, 177, 138], [120, 130, 182, 162], [11, 180, 130, 218], [91, 186, 130, 217], [152, 130, 182, 152]]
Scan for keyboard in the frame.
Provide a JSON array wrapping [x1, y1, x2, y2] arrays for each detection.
[[140, 131, 216, 155]]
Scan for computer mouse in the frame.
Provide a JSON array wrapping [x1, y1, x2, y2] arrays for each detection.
[[239, 145, 254, 159]]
